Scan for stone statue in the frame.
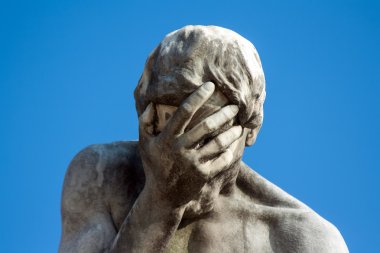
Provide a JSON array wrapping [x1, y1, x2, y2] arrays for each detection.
[[59, 25, 348, 253]]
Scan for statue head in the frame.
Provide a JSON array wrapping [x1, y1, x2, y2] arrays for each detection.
[[134, 25, 266, 146]]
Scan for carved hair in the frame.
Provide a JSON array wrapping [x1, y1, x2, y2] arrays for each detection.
[[134, 25, 266, 129]]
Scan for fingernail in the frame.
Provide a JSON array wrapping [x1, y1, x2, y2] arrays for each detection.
[[204, 82, 215, 91]]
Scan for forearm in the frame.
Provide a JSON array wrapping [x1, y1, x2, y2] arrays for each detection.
[[106, 187, 185, 253]]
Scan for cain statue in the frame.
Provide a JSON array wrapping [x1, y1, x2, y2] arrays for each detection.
[[59, 25, 348, 253]]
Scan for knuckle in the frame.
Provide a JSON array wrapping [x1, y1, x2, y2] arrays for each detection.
[[203, 120, 215, 132], [196, 166, 210, 179], [198, 88, 210, 98], [180, 103, 193, 115], [173, 141, 185, 154], [222, 108, 234, 119], [223, 150, 234, 164], [217, 150, 232, 166], [223, 105, 238, 119], [215, 136, 225, 148], [231, 126, 242, 138], [220, 154, 228, 164], [194, 90, 206, 99], [192, 155, 201, 167]]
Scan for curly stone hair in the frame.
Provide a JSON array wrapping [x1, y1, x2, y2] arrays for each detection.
[[134, 25, 266, 130]]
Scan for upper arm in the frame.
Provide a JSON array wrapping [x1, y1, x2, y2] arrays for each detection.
[[59, 146, 117, 253], [59, 212, 116, 253]]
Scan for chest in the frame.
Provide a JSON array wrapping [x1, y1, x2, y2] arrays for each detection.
[[165, 214, 273, 253], [109, 188, 275, 253]]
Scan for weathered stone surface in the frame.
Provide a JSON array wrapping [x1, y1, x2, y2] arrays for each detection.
[[59, 25, 349, 253]]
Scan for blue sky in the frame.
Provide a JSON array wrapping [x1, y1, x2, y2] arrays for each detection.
[[0, 0, 379, 252]]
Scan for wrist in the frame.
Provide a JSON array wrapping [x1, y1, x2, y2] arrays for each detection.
[[139, 185, 186, 220]]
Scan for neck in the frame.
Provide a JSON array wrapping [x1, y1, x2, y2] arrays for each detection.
[[182, 160, 241, 219]]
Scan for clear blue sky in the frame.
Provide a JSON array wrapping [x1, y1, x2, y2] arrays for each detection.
[[1, 0, 379, 252]]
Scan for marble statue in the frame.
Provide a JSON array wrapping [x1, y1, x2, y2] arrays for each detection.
[[59, 25, 349, 253]]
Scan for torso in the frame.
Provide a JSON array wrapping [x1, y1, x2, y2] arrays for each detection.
[[166, 192, 275, 253], [78, 141, 344, 253]]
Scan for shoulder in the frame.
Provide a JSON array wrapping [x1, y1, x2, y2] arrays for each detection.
[[304, 212, 349, 253], [59, 141, 144, 252], [237, 163, 348, 252], [271, 209, 349, 253], [61, 141, 143, 214]]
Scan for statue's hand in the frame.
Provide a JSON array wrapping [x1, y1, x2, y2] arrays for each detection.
[[138, 82, 242, 208]]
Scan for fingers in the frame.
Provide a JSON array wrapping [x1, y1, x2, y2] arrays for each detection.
[[164, 82, 215, 136], [180, 105, 239, 148], [197, 149, 234, 179], [138, 103, 155, 138], [198, 126, 242, 157]]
